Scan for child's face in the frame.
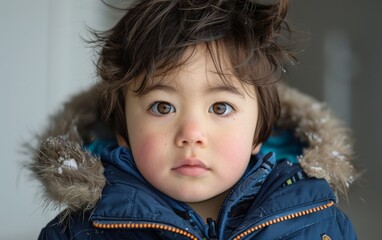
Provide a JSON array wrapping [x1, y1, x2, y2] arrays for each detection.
[[121, 47, 260, 204]]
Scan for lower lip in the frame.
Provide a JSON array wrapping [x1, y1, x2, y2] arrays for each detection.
[[173, 166, 209, 177]]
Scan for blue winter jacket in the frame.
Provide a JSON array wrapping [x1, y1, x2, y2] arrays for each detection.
[[38, 145, 357, 240]]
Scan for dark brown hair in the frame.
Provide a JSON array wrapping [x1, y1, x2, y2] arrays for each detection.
[[93, 0, 294, 146]]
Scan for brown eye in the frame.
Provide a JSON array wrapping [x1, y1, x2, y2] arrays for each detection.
[[149, 102, 175, 115], [209, 102, 234, 116]]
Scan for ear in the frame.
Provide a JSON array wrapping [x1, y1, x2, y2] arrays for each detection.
[[251, 143, 262, 155], [116, 133, 130, 148]]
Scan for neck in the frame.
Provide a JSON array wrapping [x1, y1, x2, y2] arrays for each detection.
[[187, 190, 230, 223]]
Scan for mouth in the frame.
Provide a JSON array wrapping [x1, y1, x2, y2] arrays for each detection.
[[172, 158, 210, 177]]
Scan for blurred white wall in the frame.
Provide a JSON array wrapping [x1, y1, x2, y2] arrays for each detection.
[[0, 1, 117, 239]]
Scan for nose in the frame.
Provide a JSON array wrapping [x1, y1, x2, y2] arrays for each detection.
[[175, 120, 207, 148]]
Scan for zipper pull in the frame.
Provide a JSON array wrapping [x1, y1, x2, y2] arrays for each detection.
[[207, 218, 218, 240]]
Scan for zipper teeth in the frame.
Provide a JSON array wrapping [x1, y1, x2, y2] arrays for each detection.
[[92, 201, 334, 240], [233, 201, 335, 240], [93, 222, 198, 240]]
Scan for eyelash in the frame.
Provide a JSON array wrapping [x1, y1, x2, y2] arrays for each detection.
[[148, 101, 235, 117]]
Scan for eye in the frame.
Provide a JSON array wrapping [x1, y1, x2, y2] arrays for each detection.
[[209, 102, 234, 116], [148, 101, 176, 115]]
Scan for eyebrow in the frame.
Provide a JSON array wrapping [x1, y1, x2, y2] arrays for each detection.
[[138, 81, 246, 98], [138, 83, 177, 95], [204, 85, 246, 98]]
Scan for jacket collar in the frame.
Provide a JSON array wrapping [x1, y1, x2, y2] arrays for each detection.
[[90, 146, 275, 237], [89, 145, 335, 239]]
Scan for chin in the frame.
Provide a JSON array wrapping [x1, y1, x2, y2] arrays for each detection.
[[173, 192, 220, 203], [169, 191, 213, 203]]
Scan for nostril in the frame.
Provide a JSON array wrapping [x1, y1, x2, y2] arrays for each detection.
[[177, 138, 206, 147]]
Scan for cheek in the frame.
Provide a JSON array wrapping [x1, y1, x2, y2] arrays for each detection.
[[220, 136, 252, 165], [135, 135, 157, 158], [127, 118, 162, 159], [218, 120, 256, 152], [214, 121, 256, 168], [130, 131, 168, 172]]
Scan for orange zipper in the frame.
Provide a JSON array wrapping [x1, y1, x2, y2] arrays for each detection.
[[93, 201, 334, 240], [93, 221, 198, 240], [232, 201, 335, 240]]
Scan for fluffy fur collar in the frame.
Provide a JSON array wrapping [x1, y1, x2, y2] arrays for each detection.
[[26, 83, 358, 212]]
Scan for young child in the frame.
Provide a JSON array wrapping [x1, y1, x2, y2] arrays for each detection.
[[29, 0, 358, 239]]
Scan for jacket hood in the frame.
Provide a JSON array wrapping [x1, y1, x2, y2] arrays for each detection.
[[25, 83, 358, 212]]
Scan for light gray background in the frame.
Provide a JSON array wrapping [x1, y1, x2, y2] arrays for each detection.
[[1, 1, 380, 239], [288, 2, 382, 240]]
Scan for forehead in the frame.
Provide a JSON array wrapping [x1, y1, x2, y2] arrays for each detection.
[[131, 44, 252, 93], [161, 46, 233, 84]]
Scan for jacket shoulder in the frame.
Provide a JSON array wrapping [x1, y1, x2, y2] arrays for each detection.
[[38, 211, 94, 240], [246, 161, 357, 239], [38, 217, 69, 240]]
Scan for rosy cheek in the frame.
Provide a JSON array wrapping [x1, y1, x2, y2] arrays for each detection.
[[134, 136, 157, 162], [132, 133, 168, 170], [216, 130, 253, 167]]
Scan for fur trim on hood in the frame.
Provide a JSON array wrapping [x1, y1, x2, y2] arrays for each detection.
[[25, 83, 358, 212], [277, 84, 357, 195]]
